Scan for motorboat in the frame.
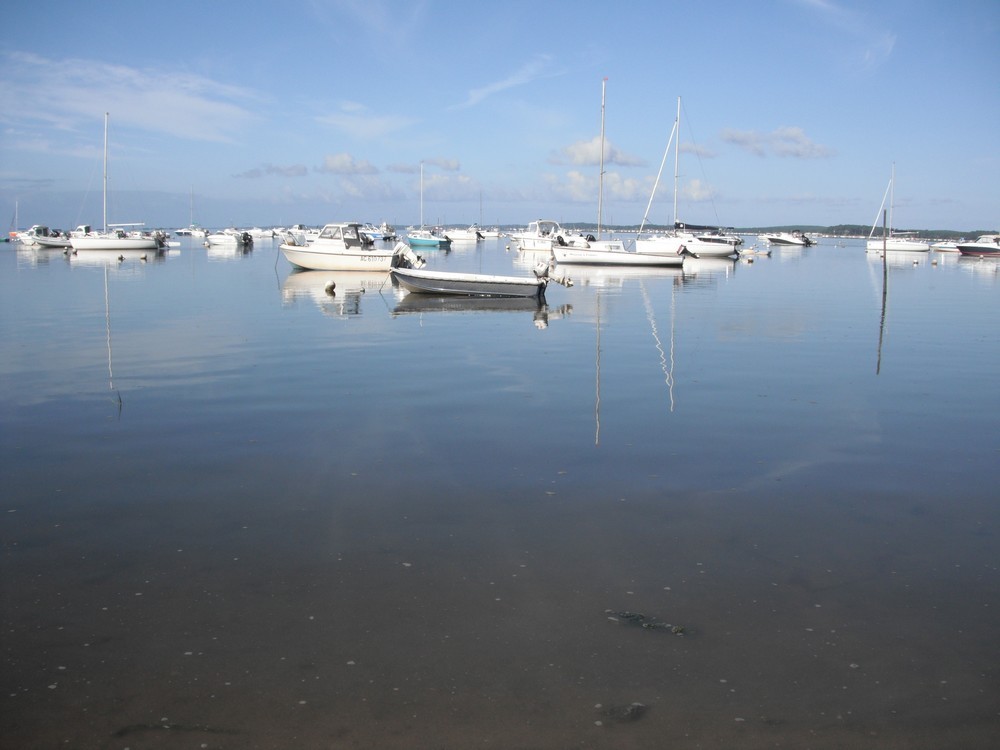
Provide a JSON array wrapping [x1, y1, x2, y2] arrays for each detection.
[[16, 225, 54, 245], [956, 234, 1000, 257], [175, 226, 207, 238], [360, 221, 397, 243], [280, 223, 401, 271], [510, 219, 580, 252], [444, 224, 485, 242], [205, 229, 253, 246], [406, 227, 452, 248], [390, 245, 569, 298], [760, 231, 814, 246], [673, 222, 743, 257]]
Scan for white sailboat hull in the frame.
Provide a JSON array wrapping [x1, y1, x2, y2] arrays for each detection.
[[553, 241, 683, 267], [866, 238, 930, 252], [70, 235, 161, 251]]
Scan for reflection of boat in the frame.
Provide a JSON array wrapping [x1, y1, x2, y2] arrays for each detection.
[[866, 164, 930, 252], [70, 114, 163, 253], [956, 234, 1000, 257], [392, 294, 571, 328], [206, 243, 253, 260], [957, 255, 999, 280], [682, 256, 738, 277], [280, 223, 399, 270], [68, 247, 166, 266], [560, 263, 685, 289], [281, 269, 391, 316]]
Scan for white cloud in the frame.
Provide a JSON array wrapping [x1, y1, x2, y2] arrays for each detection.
[[550, 136, 645, 167]]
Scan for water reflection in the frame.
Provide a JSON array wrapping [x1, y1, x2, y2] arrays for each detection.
[[67, 248, 168, 267], [16, 246, 69, 268], [281, 269, 394, 316], [392, 294, 571, 329], [957, 255, 999, 282], [206, 244, 253, 261]]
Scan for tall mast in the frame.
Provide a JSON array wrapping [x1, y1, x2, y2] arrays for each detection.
[[889, 162, 895, 238], [597, 77, 607, 238], [102, 112, 109, 233], [419, 161, 424, 227], [673, 96, 680, 226]]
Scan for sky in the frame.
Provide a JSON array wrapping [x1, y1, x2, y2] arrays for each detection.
[[1, 0, 997, 232]]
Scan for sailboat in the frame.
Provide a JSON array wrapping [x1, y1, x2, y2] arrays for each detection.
[[175, 187, 207, 237], [406, 162, 451, 248], [70, 114, 164, 252], [552, 80, 682, 267], [866, 164, 930, 252], [636, 96, 741, 258]]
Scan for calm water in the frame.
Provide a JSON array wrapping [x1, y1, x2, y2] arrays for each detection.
[[2, 236, 998, 749]]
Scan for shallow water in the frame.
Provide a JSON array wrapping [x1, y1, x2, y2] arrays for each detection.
[[2, 236, 998, 748]]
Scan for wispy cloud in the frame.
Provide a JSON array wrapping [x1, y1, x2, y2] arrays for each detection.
[[316, 153, 379, 175], [550, 136, 645, 168], [309, 0, 420, 36], [791, 0, 896, 69], [451, 55, 557, 109], [235, 163, 309, 179], [680, 143, 716, 159], [423, 158, 461, 172], [316, 101, 415, 139], [0, 51, 261, 143], [721, 127, 834, 158]]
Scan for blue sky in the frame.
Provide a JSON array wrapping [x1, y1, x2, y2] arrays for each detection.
[[1, 0, 997, 232]]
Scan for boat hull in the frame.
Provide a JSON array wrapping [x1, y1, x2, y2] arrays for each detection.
[[70, 235, 161, 251], [957, 246, 1000, 258], [391, 267, 545, 298], [866, 238, 930, 252], [34, 236, 72, 249], [553, 242, 683, 267], [406, 235, 451, 248], [280, 243, 396, 271]]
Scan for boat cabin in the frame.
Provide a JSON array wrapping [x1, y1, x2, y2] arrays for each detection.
[[318, 222, 373, 248]]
